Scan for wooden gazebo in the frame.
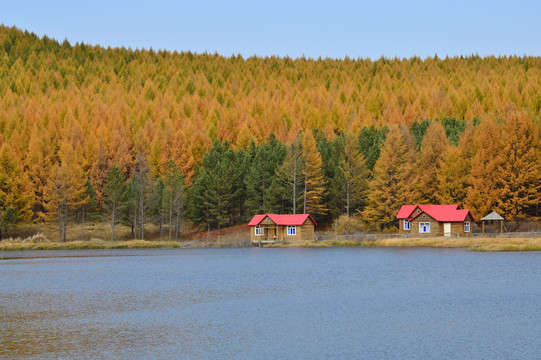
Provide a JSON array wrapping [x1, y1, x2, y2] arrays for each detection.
[[480, 211, 504, 233]]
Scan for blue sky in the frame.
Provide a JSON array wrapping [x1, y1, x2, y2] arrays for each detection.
[[2, 0, 540, 59]]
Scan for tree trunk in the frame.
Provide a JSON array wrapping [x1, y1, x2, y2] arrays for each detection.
[[62, 205, 67, 242], [175, 200, 181, 241], [303, 179, 307, 214], [346, 179, 350, 217], [169, 196, 173, 241], [293, 152, 297, 214], [58, 206, 63, 242], [111, 203, 116, 241], [81, 205, 85, 241], [159, 214, 163, 241]]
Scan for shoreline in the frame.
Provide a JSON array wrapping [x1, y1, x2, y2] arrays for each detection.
[[2, 236, 541, 252]]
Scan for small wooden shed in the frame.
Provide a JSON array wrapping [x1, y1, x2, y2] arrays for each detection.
[[480, 211, 504, 233], [248, 214, 317, 244]]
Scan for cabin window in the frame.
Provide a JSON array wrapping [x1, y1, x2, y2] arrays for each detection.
[[404, 219, 410, 230], [287, 225, 296, 235], [464, 221, 470, 233], [255, 226, 264, 236], [419, 222, 430, 233]]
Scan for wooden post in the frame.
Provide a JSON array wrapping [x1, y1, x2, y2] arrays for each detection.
[[500, 220, 503, 233], [482, 221, 485, 234]]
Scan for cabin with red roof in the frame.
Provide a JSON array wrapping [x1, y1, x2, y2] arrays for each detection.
[[248, 214, 317, 244], [396, 205, 475, 237]]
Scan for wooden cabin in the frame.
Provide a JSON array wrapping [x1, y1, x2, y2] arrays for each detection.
[[248, 214, 317, 244], [396, 204, 475, 237]]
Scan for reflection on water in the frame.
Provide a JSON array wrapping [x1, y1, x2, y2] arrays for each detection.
[[1, 248, 541, 359]]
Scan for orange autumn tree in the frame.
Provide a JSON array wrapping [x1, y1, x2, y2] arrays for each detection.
[[362, 125, 416, 230], [43, 144, 89, 242], [0, 143, 33, 237], [301, 131, 328, 216], [437, 124, 476, 207], [414, 121, 450, 204], [466, 119, 502, 218], [494, 111, 541, 220]]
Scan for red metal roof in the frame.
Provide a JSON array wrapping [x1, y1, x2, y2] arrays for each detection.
[[247, 214, 317, 226], [397, 204, 475, 222], [396, 204, 459, 219]]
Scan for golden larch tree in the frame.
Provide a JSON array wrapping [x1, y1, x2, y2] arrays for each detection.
[[414, 121, 450, 204], [301, 131, 328, 216], [494, 111, 541, 220], [437, 124, 476, 207], [466, 119, 502, 218], [362, 125, 417, 230]]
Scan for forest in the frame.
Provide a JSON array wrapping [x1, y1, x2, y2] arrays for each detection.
[[0, 25, 540, 240]]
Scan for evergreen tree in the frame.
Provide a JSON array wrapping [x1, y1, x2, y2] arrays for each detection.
[[357, 125, 388, 172], [244, 133, 286, 216], [440, 117, 467, 146], [410, 119, 431, 150], [275, 134, 304, 214], [341, 133, 369, 216], [189, 141, 244, 231], [314, 131, 344, 219]]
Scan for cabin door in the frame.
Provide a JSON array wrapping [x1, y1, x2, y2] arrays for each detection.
[[444, 223, 451, 237]]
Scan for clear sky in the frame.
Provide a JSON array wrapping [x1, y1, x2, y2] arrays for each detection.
[[2, 0, 540, 59]]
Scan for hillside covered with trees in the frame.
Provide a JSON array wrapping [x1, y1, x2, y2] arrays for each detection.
[[0, 25, 539, 239]]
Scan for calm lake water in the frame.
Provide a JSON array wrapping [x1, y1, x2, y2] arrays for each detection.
[[1, 248, 541, 359]]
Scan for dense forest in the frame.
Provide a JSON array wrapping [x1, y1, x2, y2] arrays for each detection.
[[0, 25, 539, 239]]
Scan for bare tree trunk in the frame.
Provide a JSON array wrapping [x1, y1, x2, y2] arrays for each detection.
[[169, 196, 173, 241], [303, 179, 307, 214], [58, 206, 63, 242], [293, 150, 297, 214], [159, 214, 163, 241], [133, 205, 137, 240], [81, 205, 85, 241], [140, 190, 145, 241], [111, 203, 115, 241], [62, 205, 67, 242], [346, 179, 350, 217], [175, 199, 181, 241]]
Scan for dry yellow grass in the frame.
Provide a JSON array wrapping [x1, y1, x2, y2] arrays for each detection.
[[369, 236, 541, 251], [269, 236, 541, 251], [0, 238, 183, 251]]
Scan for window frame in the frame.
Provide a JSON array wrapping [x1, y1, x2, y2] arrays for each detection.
[[255, 225, 264, 236], [404, 219, 411, 230], [464, 221, 470, 233], [419, 222, 430, 233], [287, 225, 296, 236]]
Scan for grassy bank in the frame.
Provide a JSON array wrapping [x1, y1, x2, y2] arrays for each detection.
[[287, 236, 541, 251]]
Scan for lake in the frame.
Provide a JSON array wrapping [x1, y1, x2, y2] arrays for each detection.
[[1, 248, 540, 359]]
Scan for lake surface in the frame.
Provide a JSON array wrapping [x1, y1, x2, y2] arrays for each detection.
[[1, 248, 541, 359]]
